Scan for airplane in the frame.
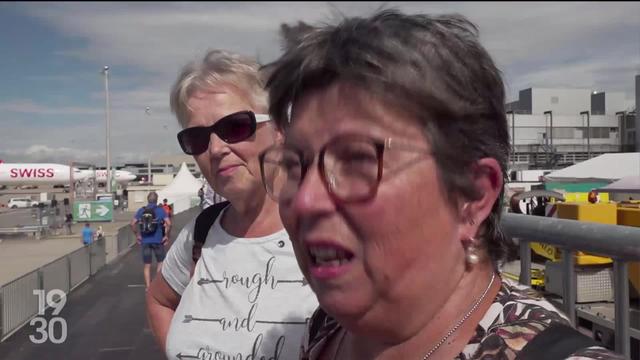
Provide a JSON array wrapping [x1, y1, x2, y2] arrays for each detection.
[[78, 169, 137, 185], [0, 162, 90, 185]]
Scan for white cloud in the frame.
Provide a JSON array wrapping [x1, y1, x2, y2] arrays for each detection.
[[5, 2, 639, 164], [22, 2, 639, 98], [0, 144, 102, 164], [504, 55, 639, 103], [0, 99, 102, 115]]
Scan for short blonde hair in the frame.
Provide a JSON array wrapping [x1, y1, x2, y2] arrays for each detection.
[[170, 49, 268, 128]]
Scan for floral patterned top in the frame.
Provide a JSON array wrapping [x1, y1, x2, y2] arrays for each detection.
[[300, 276, 625, 359]]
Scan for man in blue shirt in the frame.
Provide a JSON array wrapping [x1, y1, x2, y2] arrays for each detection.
[[81, 222, 94, 246], [130, 191, 171, 289]]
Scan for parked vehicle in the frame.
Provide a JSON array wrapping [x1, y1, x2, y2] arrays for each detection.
[[8, 197, 39, 208]]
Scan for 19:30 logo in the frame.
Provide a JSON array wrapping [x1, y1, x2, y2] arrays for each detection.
[[29, 290, 68, 344]]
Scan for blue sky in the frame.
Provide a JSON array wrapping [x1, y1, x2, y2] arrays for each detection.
[[1, 2, 639, 165]]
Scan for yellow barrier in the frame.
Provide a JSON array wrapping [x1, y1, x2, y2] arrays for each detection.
[[563, 192, 610, 203], [553, 203, 615, 265], [531, 242, 558, 261]]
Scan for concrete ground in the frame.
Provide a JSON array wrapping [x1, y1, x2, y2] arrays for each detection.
[[0, 244, 165, 360], [0, 207, 198, 360], [0, 209, 136, 286]]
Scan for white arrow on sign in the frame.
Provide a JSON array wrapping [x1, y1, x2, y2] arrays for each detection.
[[96, 205, 110, 217]]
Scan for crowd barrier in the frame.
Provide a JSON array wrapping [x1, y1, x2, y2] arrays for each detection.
[[0, 206, 200, 342]]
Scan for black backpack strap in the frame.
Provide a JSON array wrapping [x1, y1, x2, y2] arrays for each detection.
[[308, 307, 329, 343], [192, 201, 230, 265], [516, 322, 599, 360]]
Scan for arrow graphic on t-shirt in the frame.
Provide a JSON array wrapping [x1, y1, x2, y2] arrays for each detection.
[[183, 314, 306, 326], [183, 315, 223, 323], [277, 279, 308, 286], [176, 353, 199, 359], [197, 278, 224, 286], [255, 320, 307, 325]]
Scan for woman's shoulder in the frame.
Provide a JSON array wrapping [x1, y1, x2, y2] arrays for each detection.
[[461, 276, 572, 358], [483, 276, 570, 326]]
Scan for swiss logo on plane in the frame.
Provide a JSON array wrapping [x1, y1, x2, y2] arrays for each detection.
[[9, 168, 55, 178]]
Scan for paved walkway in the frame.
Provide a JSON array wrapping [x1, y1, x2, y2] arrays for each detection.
[[0, 207, 198, 360], [0, 245, 164, 360]]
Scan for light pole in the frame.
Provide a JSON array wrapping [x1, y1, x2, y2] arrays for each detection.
[[615, 111, 626, 151], [145, 107, 152, 185], [506, 111, 515, 169], [580, 111, 590, 159], [543, 111, 553, 148], [101, 66, 113, 193]]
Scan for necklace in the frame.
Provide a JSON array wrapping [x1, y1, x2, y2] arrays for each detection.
[[334, 272, 496, 360], [421, 272, 496, 360]]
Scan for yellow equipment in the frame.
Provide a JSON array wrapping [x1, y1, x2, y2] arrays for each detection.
[[531, 202, 614, 265]]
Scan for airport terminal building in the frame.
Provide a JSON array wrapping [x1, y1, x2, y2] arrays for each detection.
[[505, 78, 637, 171]]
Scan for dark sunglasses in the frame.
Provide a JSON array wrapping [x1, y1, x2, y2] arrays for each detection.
[[177, 111, 270, 155]]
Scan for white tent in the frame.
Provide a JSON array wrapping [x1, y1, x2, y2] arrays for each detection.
[[543, 153, 640, 182], [156, 162, 204, 213]]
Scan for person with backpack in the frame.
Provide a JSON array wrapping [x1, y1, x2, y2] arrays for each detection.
[[131, 191, 171, 289], [145, 50, 317, 360]]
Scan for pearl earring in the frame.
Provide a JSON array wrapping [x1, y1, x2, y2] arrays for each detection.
[[465, 236, 480, 266]]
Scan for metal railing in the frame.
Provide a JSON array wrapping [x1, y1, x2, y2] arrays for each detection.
[[0, 231, 133, 342], [502, 213, 640, 358], [0, 206, 198, 342], [117, 226, 136, 254]]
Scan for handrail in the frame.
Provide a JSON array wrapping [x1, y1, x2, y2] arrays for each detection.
[[502, 213, 640, 260], [501, 212, 640, 358]]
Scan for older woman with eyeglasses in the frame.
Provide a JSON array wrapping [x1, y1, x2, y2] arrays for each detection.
[[260, 10, 624, 360], [146, 49, 317, 360]]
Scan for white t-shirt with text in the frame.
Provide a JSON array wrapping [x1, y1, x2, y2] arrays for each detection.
[[163, 208, 318, 360]]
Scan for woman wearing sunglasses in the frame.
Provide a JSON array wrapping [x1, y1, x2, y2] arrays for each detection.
[[146, 49, 317, 360], [260, 10, 624, 360]]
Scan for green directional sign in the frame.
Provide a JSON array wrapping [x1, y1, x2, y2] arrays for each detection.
[[73, 201, 113, 222]]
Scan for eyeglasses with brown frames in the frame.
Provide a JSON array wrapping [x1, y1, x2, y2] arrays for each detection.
[[259, 133, 432, 203]]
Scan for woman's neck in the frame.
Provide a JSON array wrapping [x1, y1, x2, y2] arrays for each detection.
[[222, 192, 283, 238], [341, 264, 500, 360]]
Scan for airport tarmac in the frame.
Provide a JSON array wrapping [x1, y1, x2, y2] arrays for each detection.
[[0, 209, 135, 286], [0, 184, 69, 205], [0, 208, 41, 228]]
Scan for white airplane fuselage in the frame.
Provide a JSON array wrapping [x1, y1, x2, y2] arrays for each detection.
[[0, 163, 89, 185], [79, 169, 136, 185]]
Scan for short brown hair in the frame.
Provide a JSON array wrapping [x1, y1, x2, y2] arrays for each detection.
[[267, 9, 513, 264]]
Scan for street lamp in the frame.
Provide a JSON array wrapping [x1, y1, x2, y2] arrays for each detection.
[[101, 66, 113, 194], [506, 110, 515, 169], [145, 107, 152, 185], [615, 111, 627, 151], [543, 111, 553, 148], [580, 111, 590, 159]]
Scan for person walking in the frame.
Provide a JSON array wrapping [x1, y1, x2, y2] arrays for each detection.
[[81, 222, 94, 246], [130, 191, 170, 289]]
